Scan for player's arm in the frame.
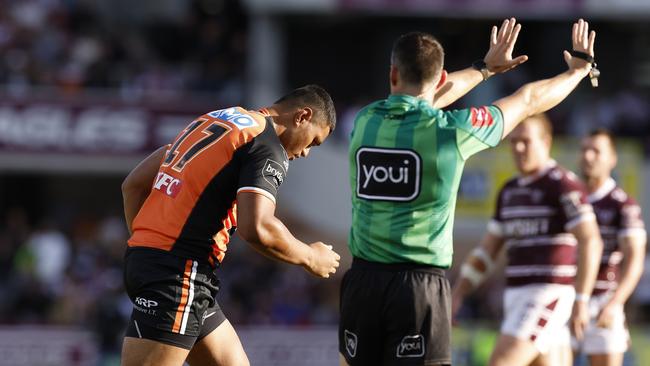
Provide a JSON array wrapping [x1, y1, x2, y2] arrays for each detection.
[[569, 218, 604, 338], [494, 19, 596, 137], [597, 229, 646, 327], [451, 232, 505, 319], [433, 18, 528, 109], [236, 192, 340, 278], [121, 145, 167, 234]]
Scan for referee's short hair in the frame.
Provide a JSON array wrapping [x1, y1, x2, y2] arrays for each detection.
[[391, 32, 445, 86], [275, 84, 336, 131]]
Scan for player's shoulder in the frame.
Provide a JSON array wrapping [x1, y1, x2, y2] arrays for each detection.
[[549, 165, 585, 189], [496, 176, 520, 198], [203, 106, 268, 136], [608, 185, 641, 210]]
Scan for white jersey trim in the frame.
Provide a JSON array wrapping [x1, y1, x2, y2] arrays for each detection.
[[501, 206, 557, 219], [487, 219, 503, 237], [506, 234, 578, 248], [506, 265, 577, 277], [618, 228, 647, 240], [587, 178, 617, 203], [237, 186, 276, 204], [517, 160, 557, 186], [565, 212, 596, 231]]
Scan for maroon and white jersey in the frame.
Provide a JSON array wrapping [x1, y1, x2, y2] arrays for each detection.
[[589, 178, 646, 295], [488, 161, 596, 287]]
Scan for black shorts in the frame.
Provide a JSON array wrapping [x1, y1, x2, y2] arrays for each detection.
[[339, 258, 451, 366], [123, 247, 226, 350]]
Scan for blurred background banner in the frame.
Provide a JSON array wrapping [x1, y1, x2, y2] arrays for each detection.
[[0, 93, 208, 173], [0, 0, 649, 365]]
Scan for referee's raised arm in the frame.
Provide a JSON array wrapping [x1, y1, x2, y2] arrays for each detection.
[[495, 19, 597, 138]]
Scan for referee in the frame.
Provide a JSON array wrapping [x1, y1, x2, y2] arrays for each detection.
[[339, 18, 598, 365]]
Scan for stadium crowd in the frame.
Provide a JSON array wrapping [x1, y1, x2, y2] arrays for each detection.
[[0, 206, 339, 360], [0, 0, 248, 104]]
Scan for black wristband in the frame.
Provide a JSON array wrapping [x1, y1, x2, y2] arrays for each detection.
[[471, 59, 490, 81], [569, 50, 594, 64]]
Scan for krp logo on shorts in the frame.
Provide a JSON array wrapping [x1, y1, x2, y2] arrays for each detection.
[[396, 334, 425, 358], [344, 330, 358, 358], [356, 147, 421, 202]]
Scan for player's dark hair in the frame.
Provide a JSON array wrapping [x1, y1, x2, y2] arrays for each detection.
[[275, 84, 337, 131], [588, 128, 617, 152], [391, 32, 445, 85]]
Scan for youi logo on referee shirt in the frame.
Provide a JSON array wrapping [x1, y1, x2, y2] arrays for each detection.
[[356, 147, 421, 201]]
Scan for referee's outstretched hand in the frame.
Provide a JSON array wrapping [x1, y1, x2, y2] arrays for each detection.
[[563, 18, 596, 72], [483, 17, 528, 75], [304, 242, 341, 278]]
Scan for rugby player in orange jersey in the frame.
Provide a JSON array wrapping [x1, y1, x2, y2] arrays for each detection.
[[120, 85, 340, 366]]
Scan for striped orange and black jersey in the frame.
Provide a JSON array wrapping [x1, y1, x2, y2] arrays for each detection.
[[128, 107, 289, 267]]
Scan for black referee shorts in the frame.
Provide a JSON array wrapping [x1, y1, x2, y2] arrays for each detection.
[[339, 257, 451, 366], [123, 247, 226, 350]]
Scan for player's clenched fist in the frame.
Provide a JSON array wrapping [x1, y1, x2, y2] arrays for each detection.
[[304, 242, 341, 278]]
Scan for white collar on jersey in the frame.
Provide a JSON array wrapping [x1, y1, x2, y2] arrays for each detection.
[[517, 159, 557, 186], [587, 177, 616, 203]]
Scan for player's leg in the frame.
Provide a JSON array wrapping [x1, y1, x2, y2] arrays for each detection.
[[494, 285, 574, 366], [488, 334, 539, 366], [588, 353, 624, 366], [186, 319, 249, 366], [531, 342, 572, 366], [122, 250, 221, 366], [339, 353, 350, 366], [121, 337, 189, 366], [582, 294, 628, 366]]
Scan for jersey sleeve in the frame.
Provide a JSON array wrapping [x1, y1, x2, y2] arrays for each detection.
[[236, 136, 289, 205], [557, 171, 595, 231], [444, 105, 504, 160], [618, 197, 646, 240]]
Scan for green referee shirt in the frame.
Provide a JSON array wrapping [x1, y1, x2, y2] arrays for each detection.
[[348, 94, 504, 268]]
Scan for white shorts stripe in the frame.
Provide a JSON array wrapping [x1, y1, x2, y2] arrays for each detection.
[[134, 320, 142, 338], [180, 260, 198, 335]]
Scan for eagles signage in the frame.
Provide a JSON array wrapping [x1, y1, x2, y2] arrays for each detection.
[[0, 93, 213, 172], [356, 147, 421, 202]]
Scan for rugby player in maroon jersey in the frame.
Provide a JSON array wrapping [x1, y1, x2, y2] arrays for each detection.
[[452, 115, 603, 366], [572, 129, 646, 366]]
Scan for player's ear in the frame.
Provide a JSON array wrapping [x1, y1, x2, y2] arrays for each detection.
[[435, 69, 448, 90], [390, 65, 399, 87], [295, 107, 313, 126]]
